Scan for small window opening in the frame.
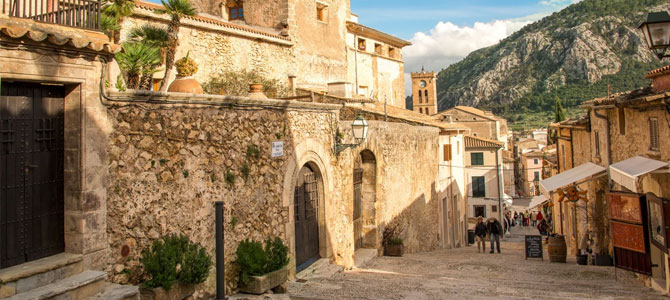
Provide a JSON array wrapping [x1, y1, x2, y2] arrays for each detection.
[[374, 43, 382, 55], [650, 117, 660, 151], [228, 1, 244, 21], [357, 38, 366, 51], [316, 3, 328, 22]]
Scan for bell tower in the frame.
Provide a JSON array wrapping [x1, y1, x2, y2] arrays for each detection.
[[410, 67, 438, 115]]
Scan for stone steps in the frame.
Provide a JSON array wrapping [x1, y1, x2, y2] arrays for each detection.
[[0, 253, 83, 298], [4, 270, 106, 300], [86, 283, 139, 300]]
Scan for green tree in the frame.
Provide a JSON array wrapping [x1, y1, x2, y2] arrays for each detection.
[[155, 0, 197, 92], [129, 25, 169, 90], [554, 96, 566, 123], [101, 0, 136, 43], [116, 42, 162, 89]]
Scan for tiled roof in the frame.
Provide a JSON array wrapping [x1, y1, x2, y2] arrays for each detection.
[[0, 17, 121, 54], [580, 87, 670, 107], [464, 135, 504, 149], [135, 1, 291, 42], [435, 106, 499, 121], [345, 102, 469, 131], [550, 115, 589, 128], [645, 65, 670, 79]]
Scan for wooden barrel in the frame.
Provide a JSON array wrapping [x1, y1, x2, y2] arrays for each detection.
[[547, 236, 567, 263]]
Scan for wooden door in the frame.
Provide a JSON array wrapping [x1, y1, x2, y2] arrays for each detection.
[[294, 165, 319, 271], [353, 168, 363, 250], [1, 82, 64, 269]]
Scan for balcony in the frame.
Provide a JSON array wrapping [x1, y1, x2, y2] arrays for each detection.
[[2, 0, 100, 31]]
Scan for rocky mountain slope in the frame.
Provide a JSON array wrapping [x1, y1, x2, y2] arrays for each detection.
[[436, 0, 669, 116]]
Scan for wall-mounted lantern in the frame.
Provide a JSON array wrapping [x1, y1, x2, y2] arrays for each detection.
[[639, 11, 670, 60], [335, 112, 368, 154]]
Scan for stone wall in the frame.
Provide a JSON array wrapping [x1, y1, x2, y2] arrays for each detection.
[[102, 92, 446, 296]]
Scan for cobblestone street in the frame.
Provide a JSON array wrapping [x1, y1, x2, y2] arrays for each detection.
[[265, 226, 667, 300]]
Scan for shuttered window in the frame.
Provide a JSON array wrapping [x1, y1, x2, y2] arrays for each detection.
[[472, 176, 486, 198], [471, 152, 484, 165], [594, 130, 600, 157], [443, 144, 452, 162], [649, 117, 659, 151]]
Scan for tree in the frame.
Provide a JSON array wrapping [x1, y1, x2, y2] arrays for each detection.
[[129, 25, 169, 90], [101, 0, 136, 43], [554, 96, 566, 123], [155, 0, 197, 92], [116, 42, 163, 90]]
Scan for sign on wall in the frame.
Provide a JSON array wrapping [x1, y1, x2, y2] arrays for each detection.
[[647, 193, 669, 252], [272, 141, 284, 157], [609, 192, 644, 224], [611, 221, 646, 253]]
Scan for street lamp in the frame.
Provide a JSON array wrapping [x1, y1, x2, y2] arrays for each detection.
[[639, 11, 670, 60], [335, 112, 369, 154]]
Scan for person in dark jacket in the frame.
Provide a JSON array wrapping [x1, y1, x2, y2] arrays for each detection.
[[487, 217, 503, 253], [474, 216, 488, 253]]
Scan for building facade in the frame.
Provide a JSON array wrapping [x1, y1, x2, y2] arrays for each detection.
[[464, 135, 504, 225], [410, 68, 438, 116]]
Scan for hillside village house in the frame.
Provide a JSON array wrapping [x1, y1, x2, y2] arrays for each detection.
[[463, 135, 504, 224], [434, 106, 510, 150], [0, 0, 474, 298], [541, 67, 670, 294], [520, 150, 544, 197]]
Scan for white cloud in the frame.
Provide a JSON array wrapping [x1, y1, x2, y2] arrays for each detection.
[[403, 13, 547, 95]]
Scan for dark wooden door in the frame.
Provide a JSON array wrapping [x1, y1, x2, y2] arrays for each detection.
[[294, 165, 319, 271], [1, 82, 64, 269], [353, 168, 363, 250]]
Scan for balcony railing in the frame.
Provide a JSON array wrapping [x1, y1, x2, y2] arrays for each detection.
[[2, 0, 101, 30]]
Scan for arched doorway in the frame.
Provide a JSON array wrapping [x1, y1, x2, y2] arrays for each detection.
[[354, 150, 377, 250], [294, 163, 322, 271]]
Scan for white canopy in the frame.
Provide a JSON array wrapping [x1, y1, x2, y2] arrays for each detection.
[[610, 156, 668, 193], [540, 162, 607, 196], [529, 194, 547, 209]]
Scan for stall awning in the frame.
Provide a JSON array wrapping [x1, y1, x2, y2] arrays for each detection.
[[540, 162, 607, 196], [529, 194, 547, 209], [610, 156, 668, 193]]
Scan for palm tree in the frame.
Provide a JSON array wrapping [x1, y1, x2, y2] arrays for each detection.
[[155, 0, 197, 92], [116, 42, 162, 90], [102, 0, 136, 43], [129, 25, 169, 90]]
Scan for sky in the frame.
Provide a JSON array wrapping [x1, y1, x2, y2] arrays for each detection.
[[349, 0, 582, 95]]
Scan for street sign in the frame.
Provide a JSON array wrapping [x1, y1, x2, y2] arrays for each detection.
[[525, 235, 543, 260]]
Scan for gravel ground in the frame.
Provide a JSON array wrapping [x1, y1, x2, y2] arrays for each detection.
[[281, 226, 668, 300]]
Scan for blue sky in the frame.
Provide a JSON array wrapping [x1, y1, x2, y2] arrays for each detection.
[[350, 0, 574, 40]]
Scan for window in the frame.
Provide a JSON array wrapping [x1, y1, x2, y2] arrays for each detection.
[[472, 176, 486, 198], [534, 158, 539, 165], [534, 171, 540, 181], [358, 85, 368, 96], [443, 144, 452, 162], [650, 117, 659, 151], [471, 152, 484, 166], [228, 2, 244, 20], [492, 205, 498, 213], [426, 108, 429, 115], [357, 38, 366, 51], [619, 107, 626, 135], [474, 205, 486, 218], [316, 3, 327, 22], [474, 206, 486, 218], [424, 90, 428, 98], [374, 43, 382, 55], [418, 91, 422, 103], [593, 130, 600, 157], [561, 144, 566, 170], [388, 47, 396, 58], [419, 108, 423, 113]]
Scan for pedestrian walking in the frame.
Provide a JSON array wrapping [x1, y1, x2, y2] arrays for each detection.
[[474, 216, 488, 253], [531, 211, 537, 227], [487, 217, 503, 253], [537, 219, 549, 236], [536, 211, 543, 223], [513, 211, 518, 226]]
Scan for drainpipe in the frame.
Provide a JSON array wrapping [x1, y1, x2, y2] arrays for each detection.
[[496, 148, 503, 229], [215, 202, 225, 299], [592, 109, 612, 166]]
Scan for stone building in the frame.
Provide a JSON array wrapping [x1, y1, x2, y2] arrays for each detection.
[[433, 106, 509, 150], [119, 0, 410, 108], [410, 68, 437, 116], [520, 150, 544, 197]]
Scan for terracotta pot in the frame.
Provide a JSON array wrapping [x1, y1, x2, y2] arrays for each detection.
[[247, 83, 267, 99], [384, 244, 404, 257], [140, 282, 195, 300], [239, 266, 288, 295], [167, 77, 203, 94]]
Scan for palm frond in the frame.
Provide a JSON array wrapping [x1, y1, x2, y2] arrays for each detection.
[[116, 42, 162, 77], [100, 13, 120, 34], [156, 0, 197, 19], [129, 25, 169, 48]]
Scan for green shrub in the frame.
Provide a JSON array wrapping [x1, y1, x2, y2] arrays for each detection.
[[240, 163, 250, 180], [235, 237, 289, 285], [388, 237, 403, 246], [203, 70, 289, 98], [140, 234, 212, 289], [246, 144, 261, 159]]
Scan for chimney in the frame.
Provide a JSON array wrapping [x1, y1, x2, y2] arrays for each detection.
[[646, 66, 670, 93]]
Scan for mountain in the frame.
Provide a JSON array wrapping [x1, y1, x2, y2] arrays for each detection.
[[436, 0, 669, 124]]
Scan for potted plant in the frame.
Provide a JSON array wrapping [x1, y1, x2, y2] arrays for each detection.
[[167, 52, 203, 94], [236, 237, 289, 295], [139, 234, 212, 300], [383, 225, 404, 257]]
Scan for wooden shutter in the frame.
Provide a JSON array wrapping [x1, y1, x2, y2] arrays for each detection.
[[608, 192, 651, 275], [443, 144, 451, 162], [649, 118, 659, 151]]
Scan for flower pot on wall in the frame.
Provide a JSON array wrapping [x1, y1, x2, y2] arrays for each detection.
[[140, 282, 195, 300], [384, 244, 404, 257], [167, 77, 203, 94], [239, 266, 288, 295]]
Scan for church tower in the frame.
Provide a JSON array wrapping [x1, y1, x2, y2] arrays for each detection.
[[411, 67, 438, 115]]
